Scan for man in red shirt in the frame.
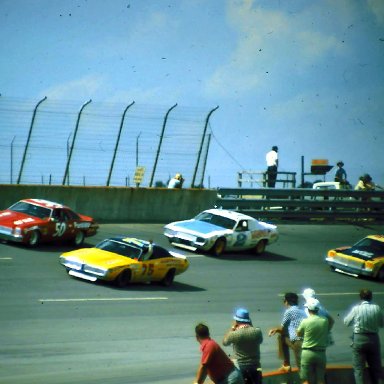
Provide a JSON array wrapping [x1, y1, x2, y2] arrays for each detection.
[[194, 323, 244, 384]]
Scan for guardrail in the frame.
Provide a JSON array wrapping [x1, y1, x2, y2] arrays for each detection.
[[216, 188, 384, 221]]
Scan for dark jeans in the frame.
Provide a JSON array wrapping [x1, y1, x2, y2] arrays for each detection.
[[352, 333, 382, 384], [267, 166, 277, 188], [239, 365, 262, 384]]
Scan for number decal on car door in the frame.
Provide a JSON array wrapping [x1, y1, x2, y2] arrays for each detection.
[[54, 222, 66, 237], [234, 233, 247, 247]]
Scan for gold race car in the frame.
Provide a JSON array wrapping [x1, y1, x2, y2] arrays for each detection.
[[60, 237, 189, 287], [325, 235, 384, 281]]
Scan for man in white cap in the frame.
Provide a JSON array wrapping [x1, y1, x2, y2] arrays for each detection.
[[302, 288, 334, 345], [223, 308, 263, 384], [297, 297, 330, 384]]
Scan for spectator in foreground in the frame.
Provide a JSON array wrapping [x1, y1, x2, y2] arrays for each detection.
[[297, 298, 330, 384], [344, 289, 384, 384], [223, 308, 263, 383], [194, 323, 244, 384], [268, 292, 306, 371]]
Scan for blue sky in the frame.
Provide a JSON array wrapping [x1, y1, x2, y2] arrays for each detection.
[[1, 0, 383, 188]]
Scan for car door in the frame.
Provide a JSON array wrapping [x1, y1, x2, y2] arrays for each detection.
[[49, 208, 72, 241], [231, 220, 253, 250]]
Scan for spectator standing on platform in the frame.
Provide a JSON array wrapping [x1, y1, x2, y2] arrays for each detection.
[[167, 173, 184, 189], [355, 174, 376, 191], [344, 289, 384, 384], [268, 292, 306, 371], [194, 323, 244, 384], [297, 298, 330, 384], [223, 308, 263, 384], [265, 146, 278, 188], [334, 161, 348, 185]]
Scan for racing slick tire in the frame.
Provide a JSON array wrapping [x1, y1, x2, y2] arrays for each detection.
[[377, 268, 384, 282], [73, 231, 85, 247], [115, 269, 131, 288], [28, 230, 41, 247], [161, 269, 175, 287], [210, 238, 226, 257], [254, 240, 266, 255]]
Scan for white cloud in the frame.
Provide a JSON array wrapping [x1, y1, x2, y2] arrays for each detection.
[[204, 0, 345, 98], [40, 74, 106, 100]]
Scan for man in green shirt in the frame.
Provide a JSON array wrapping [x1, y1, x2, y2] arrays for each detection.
[[297, 298, 330, 384]]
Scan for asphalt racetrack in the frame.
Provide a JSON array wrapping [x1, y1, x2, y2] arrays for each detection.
[[1, 222, 384, 384]]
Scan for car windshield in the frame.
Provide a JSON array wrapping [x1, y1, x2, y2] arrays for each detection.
[[194, 212, 236, 230], [9, 201, 51, 219], [346, 238, 384, 260], [96, 239, 142, 259]]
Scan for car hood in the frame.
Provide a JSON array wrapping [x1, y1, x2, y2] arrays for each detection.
[[62, 248, 137, 268], [167, 219, 230, 236], [0, 210, 45, 227]]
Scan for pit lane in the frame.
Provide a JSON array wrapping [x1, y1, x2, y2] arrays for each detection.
[[1, 222, 384, 384]]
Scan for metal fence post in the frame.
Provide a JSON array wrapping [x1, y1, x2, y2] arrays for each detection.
[[191, 106, 219, 188], [106, 101, 135, 186], [17, 96, 47, 184], [198, 133, 211, 188], [149, 103, 177, 187], [62, 99, 92, 185]]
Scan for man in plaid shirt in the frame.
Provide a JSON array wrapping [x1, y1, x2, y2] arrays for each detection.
[[268, 292, 306, 371]]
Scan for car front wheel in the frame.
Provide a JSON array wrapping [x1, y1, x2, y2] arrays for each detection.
[[28, 230, 41, 247], [254, 240, 266, 254], [115, 269, 131, 288], [211, 238, 226, 256], [74, 231, 85, 247]]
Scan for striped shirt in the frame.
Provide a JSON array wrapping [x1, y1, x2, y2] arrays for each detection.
[[344, 301, 384, 334]]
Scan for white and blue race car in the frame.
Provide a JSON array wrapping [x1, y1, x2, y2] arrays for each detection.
[[163, 208, 278, 256]]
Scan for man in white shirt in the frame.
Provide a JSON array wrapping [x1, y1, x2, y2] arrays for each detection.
[[266, 146, 278, 188]]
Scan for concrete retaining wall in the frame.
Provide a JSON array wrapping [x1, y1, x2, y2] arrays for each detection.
[[0, 185, 217, 223]]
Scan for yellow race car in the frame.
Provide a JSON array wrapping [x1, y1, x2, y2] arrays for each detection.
[[60, 236, 189, 287], [325, 235, 384, 281]]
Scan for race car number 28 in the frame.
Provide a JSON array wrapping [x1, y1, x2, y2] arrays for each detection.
[[54, 222, 67, 237]]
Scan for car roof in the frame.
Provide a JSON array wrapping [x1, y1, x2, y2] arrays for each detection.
[[203, 208, 255, 221], [22, 198, 65, 209], [109, 236, 158, 249], [367, 235, 384, 243]]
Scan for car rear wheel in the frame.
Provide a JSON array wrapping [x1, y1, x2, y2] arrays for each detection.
[[115, 269, 131, 288], [28, 231, 41, 247], [161, 269, 176, 287], [377, 268, 384, 282], [254, 240, 266, 254], [211, 238, 226, 256], [74, 231, 85, 247]]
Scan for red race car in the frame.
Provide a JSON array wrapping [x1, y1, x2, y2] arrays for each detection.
[[0, 198, 98, 247]]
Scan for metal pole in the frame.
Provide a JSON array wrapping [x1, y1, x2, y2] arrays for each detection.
[[191, 106, 219, 188], [106, 101, 135, 186], [198, 133, 211, 188], [136, 132, 141, 167], [301, 155, 305, 187], [62, 99, 92, 185], [149, 103, 177, 187], [10, 136, 15, 184], [17, 96, 47, 184]]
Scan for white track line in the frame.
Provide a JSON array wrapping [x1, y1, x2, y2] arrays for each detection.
[[39, 297, 168, 303]]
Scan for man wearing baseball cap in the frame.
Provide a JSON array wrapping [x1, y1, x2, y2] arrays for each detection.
[[223, 308, 263, 384], [297, 298, 330, 384]]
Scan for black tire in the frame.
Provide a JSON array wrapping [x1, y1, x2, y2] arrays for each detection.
[[377, 268, 384, 282], [28, 230, 41, 247], [210, 238, 226, 256], [115, 269, 131, 288], [74, 231, 85, 247], [254, 240, 266, 254], [161, 269, 175, 287]]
